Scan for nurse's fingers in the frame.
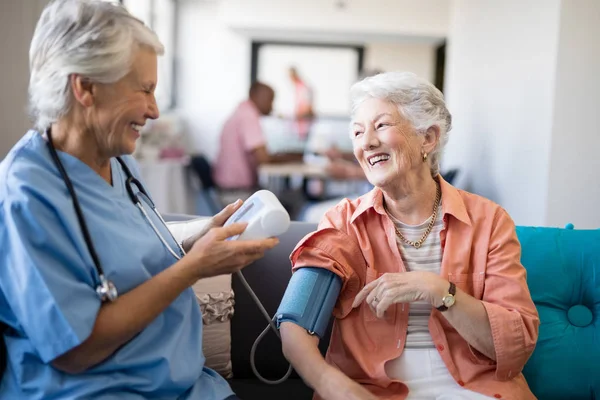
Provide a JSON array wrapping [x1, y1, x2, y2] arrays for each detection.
[[233, 237, 280, 255], [211, 199, 243, 227], [234, 240, 280, 270], [211, 222, 248, 240]]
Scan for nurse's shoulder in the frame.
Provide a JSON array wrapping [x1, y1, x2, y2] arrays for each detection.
[[0, 130, 65, 208]]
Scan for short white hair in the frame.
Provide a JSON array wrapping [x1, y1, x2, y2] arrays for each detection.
[[350, 71, 452, 177], [28, 0, 164, 131]]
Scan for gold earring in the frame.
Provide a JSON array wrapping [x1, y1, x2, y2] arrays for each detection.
[[423, 152, 428, 162]]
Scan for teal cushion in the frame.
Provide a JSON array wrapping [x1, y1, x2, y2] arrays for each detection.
[[517, 226, 600, 399]]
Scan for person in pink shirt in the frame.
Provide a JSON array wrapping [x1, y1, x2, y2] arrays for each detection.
[[213, 82, 302, 202], [280, 72, 540, 400], [213, 82, 274, 192], [289, 67, 314, 140]]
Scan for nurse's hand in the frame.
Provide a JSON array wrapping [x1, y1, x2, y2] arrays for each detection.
[[186, 222, 279, 279], [181, 199, 244, 253]]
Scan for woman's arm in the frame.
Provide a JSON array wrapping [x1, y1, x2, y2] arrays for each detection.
[[280, 322, 377, 400], [466, 208, 539, 378], [442, 208, 540, 377], [352, 272, 496, 360], [434, 285, 496, 360], [52, 223, 278, 374]]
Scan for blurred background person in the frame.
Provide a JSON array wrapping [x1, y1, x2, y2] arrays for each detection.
[[289, 67, 314, 140], [213, 82, 303, 204]]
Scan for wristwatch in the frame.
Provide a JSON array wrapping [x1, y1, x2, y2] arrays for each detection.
[[436, 282, 456, 312]]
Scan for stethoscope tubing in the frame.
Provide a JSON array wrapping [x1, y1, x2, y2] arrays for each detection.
[[45, 128, 185, 302]]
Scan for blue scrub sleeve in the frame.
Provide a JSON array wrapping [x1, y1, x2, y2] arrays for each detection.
[[0, 194, 101, 363]]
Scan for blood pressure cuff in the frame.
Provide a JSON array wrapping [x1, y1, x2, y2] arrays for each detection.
[[275, 267, 341, 338]]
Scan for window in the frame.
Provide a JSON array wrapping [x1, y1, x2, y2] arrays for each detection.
[[251, 41, 364, 117], [123, 0, 176, 111]]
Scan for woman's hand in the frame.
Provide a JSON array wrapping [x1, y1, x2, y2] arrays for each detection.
[[185, 222, 278, 280], [317, 367, 378, 400], [352, 271, 448, 319], [181, 200, 243, 252]]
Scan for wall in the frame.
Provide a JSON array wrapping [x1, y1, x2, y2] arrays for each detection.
[[0, 0, 48, 159], [176, 1, 445, 161], [443, 0, 562, 226], [257, 45, 360, 116], [221, 0, 450, 39], [365, 42, 436, 82], [125, 0, 175, 110], [545, 0, 600, 228], [175, 1, 251, 159], [1, 0, 442, 163]]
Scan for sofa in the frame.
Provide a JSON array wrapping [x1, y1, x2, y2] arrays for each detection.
[[166, 216, 599, 400]]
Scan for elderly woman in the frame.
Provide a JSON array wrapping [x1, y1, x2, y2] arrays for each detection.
[[0, 1, 277, 399], [280, 72, 540, 400]]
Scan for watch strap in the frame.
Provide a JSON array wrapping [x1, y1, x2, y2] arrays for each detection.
[[436, 282, 456, 312], [449, 281, 456, 295]]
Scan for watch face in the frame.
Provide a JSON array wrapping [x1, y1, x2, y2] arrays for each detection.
[[443, 295, 456, 307]]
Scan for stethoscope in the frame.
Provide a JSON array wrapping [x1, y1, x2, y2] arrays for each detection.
[[45, 128, 185, 303]]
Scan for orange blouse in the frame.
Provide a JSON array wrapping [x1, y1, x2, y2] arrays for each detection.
[[290, 177, 540, 400]]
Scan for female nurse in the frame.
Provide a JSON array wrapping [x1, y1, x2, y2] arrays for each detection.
[[0, 1, 277, 398]]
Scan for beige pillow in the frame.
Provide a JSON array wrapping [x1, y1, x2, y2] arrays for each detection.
[[166, 219, 234, 378], [193, 275, 234, 378]]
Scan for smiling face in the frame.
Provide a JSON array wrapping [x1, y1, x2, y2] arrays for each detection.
[[351, 98, 428, 190], [84, 47, 159, 158]]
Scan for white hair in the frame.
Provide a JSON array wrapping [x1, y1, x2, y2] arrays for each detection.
[[350, 71, 452, 177], [28, 0, 164, 131]]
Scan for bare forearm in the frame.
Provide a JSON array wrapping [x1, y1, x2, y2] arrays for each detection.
[[441, 288, 496, 360], [280, 322, 330, 389], [281, 322, 377, 400], [268, 152, 304, 164], [52, 257, 197, 373]]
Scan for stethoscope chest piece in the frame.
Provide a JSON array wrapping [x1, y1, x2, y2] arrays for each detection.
[[96, 275, 118, 302]]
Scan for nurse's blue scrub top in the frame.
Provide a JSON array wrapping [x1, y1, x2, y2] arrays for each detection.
[[0, 131, 234, 399]]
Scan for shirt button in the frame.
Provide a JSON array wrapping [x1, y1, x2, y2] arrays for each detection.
[[437, 344, 445, 351], [457, 380, 465, 386], [494, 395, 502, 399]]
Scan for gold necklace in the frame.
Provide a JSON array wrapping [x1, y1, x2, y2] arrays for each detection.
[[389, 182, 441, 249]]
